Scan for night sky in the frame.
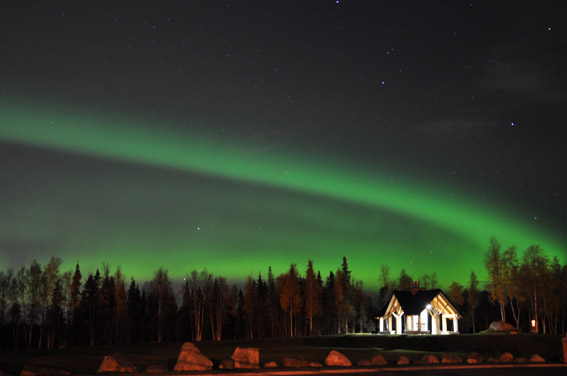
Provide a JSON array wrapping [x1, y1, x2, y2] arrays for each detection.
[[1, 1, 565, 290]]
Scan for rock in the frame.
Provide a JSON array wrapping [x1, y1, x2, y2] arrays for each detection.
[[498, 352, 514, 363], [97, 353, 136, 373], [421, 354, 440, 364], [263, 361, 278, 368], [515, 357, 527, 364], [173, 342, 213, 371], [325, 350, 352, 367], [441, 353, 462, 364], [529, 354, 545, 363], [219, 360, 234, 370], [178, 342, 200, 353], [486, 357, 499, 363], [309, 361, 323, 368], [356, 360, 372, 366], [20, 367, 70, 376], [144, 365, 167, 373], [371, 355, 387, 366], [467, 352, 483, 364], [283, 356, 309, 368], [488, 321, 516, 332], [397, 356, 411, 365], [231, 347, 259, 369], [20, 366, 70, 376]]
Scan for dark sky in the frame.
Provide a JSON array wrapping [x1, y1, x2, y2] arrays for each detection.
[[1, 1, 565, 289]]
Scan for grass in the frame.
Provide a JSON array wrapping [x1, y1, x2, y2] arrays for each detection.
[[0, 333, 562, 375]]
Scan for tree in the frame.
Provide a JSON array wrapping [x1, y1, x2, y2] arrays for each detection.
[[113, 267, 127, 343], [323, 271, 337, 334], [448, 281, 464, 309], [277, 264, 301, 337], [47, 277, 64, 348], [152, 267, 175, 343], [397, 269, 413, 290], [182, 269, 211, 342], [243, 276, 256, 339], [484, 237, 507, 321], [467, 271, 480, 333], [502, 246, 523, 329], [521, 245, 548, 333], [26, 260, 42, 348], [209, 276, 229, 341], [83, 270, 101, 346], [266, 267, 280, 337], [40, 257, 62, 348], [304, 260, 322, 335], [127, 278, 142, 343], [419, 272, 438, 289]]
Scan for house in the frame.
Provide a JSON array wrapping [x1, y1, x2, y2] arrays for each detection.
[[376, 284, 461, 335]]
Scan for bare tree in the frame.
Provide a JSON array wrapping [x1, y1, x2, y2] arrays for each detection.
[[304, 260, 322, 335], [277, 264, 302, 337], [467, 271, 480, 333], [182, 269, 212, 342]]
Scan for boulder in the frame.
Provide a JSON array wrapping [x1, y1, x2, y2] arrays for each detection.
[[21, 366, 69, 376], [97, 353, 136, 373], [144, 365, 168, 373], [441, 353, 462, 364], [178, 342, 200, 353], [20, 366, 70, 376], [263, 361, 278, 368], [467, 352, 483, 364], [421, 355, 440, 364], [498, 352, 514, 363], [529, 354, 545, 363], [309, 361, 323, 368], [371, 355, 387, 366], [231, 347, 259, 369], [488, 321, 516, 332], [219, 360, 234, 370], [515, 357, 527, 364], [325, 350, 352, 367], [397, 356, 411, 365], [173, 342, 213, 371], [283, 356, 309, 368], [356, 360, 372, 366]]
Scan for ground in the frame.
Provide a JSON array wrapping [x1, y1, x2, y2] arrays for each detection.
[[0, 334, 562, 375]]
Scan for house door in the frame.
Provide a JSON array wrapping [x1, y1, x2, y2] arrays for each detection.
[[420, 309, 429, 332]]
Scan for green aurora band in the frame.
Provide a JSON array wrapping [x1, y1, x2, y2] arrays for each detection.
[[0, 101, 564, 289]]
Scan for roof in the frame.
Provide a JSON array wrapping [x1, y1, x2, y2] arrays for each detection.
[[377, 288, 461, 318], [393, 289, 443, 315]]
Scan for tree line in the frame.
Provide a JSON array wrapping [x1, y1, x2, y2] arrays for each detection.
[[0, 257, 374, 350], [0, 241, 565, 350]]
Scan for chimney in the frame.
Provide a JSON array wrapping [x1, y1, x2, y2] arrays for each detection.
[[410, 281, 421, 295]]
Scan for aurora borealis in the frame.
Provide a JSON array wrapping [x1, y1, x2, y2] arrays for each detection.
[[1, 1, 565, 290]]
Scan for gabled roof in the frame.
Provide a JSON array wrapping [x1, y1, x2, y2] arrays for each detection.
[[377, 288, 461, 318], [393, 289, 443, 315]]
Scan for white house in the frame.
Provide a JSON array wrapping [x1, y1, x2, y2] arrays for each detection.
[[376, 285, 461, 335]]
